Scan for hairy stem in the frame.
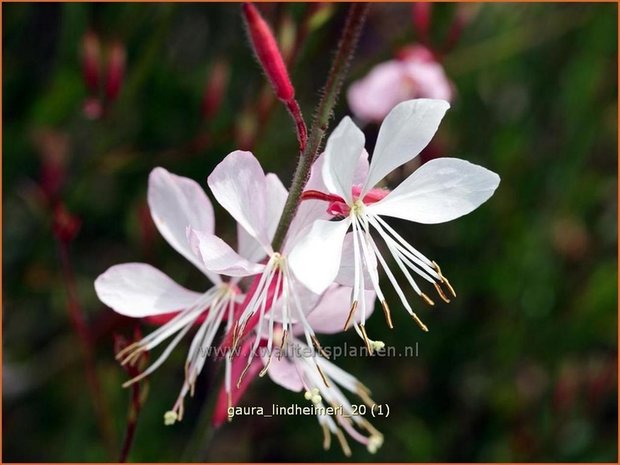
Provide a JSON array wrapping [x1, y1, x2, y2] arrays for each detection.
[[271, 3, 369, 252]]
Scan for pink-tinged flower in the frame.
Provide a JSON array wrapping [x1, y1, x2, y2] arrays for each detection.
[[347, 45, 453, 123], [289, 99, 500, 340], [94, 167, 246, 423], [264, 284, 383, 455], [188, 150, 330, 367]]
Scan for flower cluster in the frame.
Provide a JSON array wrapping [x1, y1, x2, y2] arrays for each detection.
[[95, 98, 500, 455]]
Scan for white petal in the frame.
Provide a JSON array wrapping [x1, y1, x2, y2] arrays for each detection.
[[363, 99, 450, 193], [306, 285, 376, 334], [207, 151, 270, 249], [148, 167, 216, 277], [368, 157, 500, 224], [288, 218, 351, 294], [267, 356, 303, 392], [335, 233, 377, 290], [188, 228, 265, 277], [94, 263, 203, 317], [322, 117, 366, 202], [265, 173, 288, 242]]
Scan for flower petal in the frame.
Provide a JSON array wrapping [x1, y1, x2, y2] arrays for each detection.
[[305, 284, 376, 334], [265, 173, 288, 243], [94, 263, 203, 317], [288, 218, 351, 294], [322, 116, 366, 202], [368, 157, 500, 224], [207, 150, 271, 250], [148, 167, 216, 278], [363, 99, 450, 194], [335, 233, 377, 290], [188, 228, 265, 277], [267, 355, 303, 392]]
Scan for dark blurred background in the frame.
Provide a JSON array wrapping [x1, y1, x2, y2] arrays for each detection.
[[3, 3, 617, 462]]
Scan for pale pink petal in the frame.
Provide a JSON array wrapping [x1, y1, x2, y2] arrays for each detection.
[[305, 284, 376, 334], [94, 263, 203, 317], [368, 157, 500, 224], [402, 61, 453, 102], [347, 60, 412, 123], [207, 150, 271, 251], [148, 167, 216, 279], [267, 356, 303, 391], [322, 116, 366, 203], [288, 218, 351, 294], [188, 228, 265, 277], [363, 99, 450, 194]]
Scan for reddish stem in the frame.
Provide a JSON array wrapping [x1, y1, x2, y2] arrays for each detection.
[[56, 238, 116, 456]]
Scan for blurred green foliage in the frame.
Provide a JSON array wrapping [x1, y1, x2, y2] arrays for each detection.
[[3, 3, 617, 462]]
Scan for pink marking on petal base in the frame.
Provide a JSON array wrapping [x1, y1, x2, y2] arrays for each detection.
[[307, 185, 390, 216]]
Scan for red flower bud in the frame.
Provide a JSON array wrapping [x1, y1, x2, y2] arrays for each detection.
[[411, 3, 432, 44], [81, 30, 101, 93], [201, 60, 230, 120], [242, 3, 294, 102], [105, 41, 126, 102]]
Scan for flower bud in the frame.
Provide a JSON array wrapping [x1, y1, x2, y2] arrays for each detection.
[[242, 3, 294, 102], [201, 59, 230, 120], [411, 3, 432, 44], [81, 30, 101, 93], [105, 40, 126, 102]]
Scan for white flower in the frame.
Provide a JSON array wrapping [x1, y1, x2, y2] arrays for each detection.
[[94, 167, 246, 422], [289, 99, 500, 340]]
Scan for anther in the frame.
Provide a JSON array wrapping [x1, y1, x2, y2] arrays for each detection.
[[359, 324, 373, 354], [311, 334, 329, 359], [381, 300, 394, 329], [314, 361, 330, 388], [411, 313, 429, 332], [343, 300, 358, 331], [433, 282, 451, 303], [420, 292, 435, 306], [277, 329, 288, 360]]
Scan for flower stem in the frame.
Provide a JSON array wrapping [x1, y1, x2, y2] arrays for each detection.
[[271, 3, 369, 252]]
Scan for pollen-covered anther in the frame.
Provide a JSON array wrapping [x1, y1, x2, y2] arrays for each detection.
[[370, 340, 385, 352], [367, 434, 384, 454], [432, 260, 456, 298], [380, 300, 394, 328], [343, 300, 358, 331], [411, 313, 429, 332]]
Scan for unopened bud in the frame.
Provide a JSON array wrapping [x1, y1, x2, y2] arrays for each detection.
[[278, 13, 296, 64], [81, 30, 101, 93], [307, 4, 335, 31], [235, 105, 258, 150], [411, 3, 432, 44], [105, 41, 126, 102], [242, 3, 294, 102], [202, 60, 230, 120]]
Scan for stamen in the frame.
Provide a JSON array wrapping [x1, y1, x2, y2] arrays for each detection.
[[321, 422, 331, 450], [359, 324, 373, 354], [311, 335, 329, 359], [259, 354, 272, 377], [380, 300, 394, 329], [420, 292, 435, 306], [433, 260, 457, 298], [433, 282, 451, 303], [314, 360, 330, 388], [278, 329, 288, 360], [164, 410, 178, 426], [411, 313, 429, 332], [335, 428, 352, 457], [343, 300, 358, 331]]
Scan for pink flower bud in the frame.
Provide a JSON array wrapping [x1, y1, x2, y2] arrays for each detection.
[[201, 60, 230, 120], [105, 41, 126, 102], [242, 3, 294, 102], [81, 30, 101, 93], [411, 3, 432, 44]]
